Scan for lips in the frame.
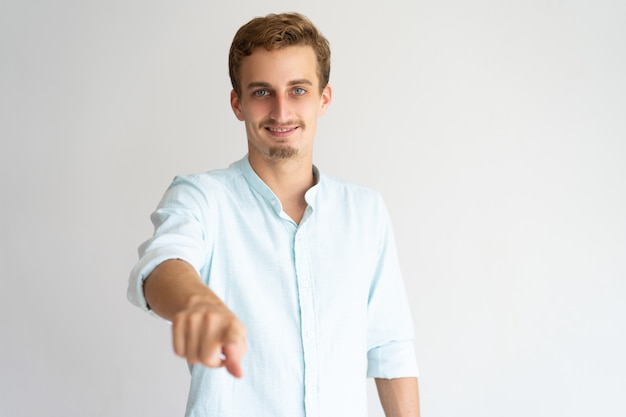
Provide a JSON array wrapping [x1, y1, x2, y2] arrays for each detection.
[[266, 126, 297, 133], [265, 126, 299, 138]]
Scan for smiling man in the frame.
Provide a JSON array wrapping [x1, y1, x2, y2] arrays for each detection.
[[128, 12, 420, 417], [233, 47, 324, 161]]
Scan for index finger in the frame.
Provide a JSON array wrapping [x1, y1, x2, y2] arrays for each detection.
[[222, 342, 246, 378]]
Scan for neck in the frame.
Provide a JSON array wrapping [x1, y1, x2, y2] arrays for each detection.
[[248, 152, 315, 223]]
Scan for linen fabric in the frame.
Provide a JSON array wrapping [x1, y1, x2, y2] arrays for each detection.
[[128, 155, 418, 417]]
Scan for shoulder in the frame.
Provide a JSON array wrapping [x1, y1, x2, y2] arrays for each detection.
[[316, 173, 391, 226], [160, 163, 245, 210], [319, 173, 384, 204], [314, 173, 394, 244], [170, 163, 244, 193]]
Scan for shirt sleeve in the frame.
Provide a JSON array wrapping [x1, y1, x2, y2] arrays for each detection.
[[127, 175, 212, 311], [366, 195, 419, 379]]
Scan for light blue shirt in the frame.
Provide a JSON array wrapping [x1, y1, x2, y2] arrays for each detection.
[[128, 156, 418, 417]]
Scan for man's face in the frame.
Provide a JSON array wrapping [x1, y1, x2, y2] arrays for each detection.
[[230, 45, 332, 162]]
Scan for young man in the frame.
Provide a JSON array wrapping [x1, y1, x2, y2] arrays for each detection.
[[128, 12, 420, 417]]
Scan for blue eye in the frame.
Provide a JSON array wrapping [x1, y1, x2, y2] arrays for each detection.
[[254, 90, 269, 97], [293, 87, 306, 95]]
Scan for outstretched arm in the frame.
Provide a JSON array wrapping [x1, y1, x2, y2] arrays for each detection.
[[143, 259, 247, 378], [375, 377, 420, 417]]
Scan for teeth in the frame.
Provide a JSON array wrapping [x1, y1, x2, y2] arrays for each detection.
[[269, 127, 292, 132]]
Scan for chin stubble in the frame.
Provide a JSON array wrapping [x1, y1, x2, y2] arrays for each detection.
[[268, 146, 299, 160]]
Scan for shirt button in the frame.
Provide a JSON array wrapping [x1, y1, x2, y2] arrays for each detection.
[[307, 330, 315, 338]]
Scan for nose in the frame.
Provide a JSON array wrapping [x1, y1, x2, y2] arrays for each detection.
[[269, 95, 291, 123]]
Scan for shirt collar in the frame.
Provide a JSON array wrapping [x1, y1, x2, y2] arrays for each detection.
[[304, 166, 321, 209], [234, 155, 321, 215]]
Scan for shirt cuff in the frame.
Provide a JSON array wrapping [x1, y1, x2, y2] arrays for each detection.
[[126, 246, 197, 312], [366, 340, 419, 379]]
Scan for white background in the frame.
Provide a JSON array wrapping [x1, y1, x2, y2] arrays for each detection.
[[1, 1, 625, 416]]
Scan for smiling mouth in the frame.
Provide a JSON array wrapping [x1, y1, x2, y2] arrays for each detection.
[[265, 126, 300, 139], [261, 119, 306, 137], [266, 126, 298, 133]]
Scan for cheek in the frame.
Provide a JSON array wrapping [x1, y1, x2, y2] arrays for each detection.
[[244, 101, 270, 118], [295, 101, 320, 118]]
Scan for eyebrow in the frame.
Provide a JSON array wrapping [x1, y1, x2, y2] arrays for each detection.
[[246, 79, 314, 90]]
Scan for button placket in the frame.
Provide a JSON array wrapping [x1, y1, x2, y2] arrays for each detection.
[[293, 227, 319, 416]]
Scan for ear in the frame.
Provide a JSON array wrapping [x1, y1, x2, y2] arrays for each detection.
[[230, 90, 245, 121], [318, 84, 332, 116]]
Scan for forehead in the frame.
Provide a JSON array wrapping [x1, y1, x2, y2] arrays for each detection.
[[239, 45, 319, 87]]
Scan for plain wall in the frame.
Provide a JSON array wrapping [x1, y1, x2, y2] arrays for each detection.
[[1, 1, 625, 416]]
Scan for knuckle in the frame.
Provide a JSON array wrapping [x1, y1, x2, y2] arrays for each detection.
[[201, 312, 215, 327], [231, 319, 246, 336], [172, 312, 186, 327]]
